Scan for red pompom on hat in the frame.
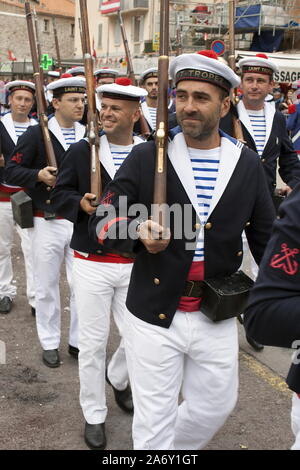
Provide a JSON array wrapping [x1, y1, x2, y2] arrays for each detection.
[[115, 77, 132, 86], [197, 50, 218, 60], [256, 53, 269, 59], [61, 73, 73, 79]]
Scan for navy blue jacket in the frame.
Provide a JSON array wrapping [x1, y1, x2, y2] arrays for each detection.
[[88, 133, 275, 329], [50, 139, 110, 254], [4, 124, 67, 212], [244, 185, 300, 393], [220, 108, 300, 195]]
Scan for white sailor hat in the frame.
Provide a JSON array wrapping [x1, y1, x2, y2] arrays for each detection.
[[97, 77, 148, 101], [140, 67, 158, 82], [94, 68, 119, 79], [48, 71, 60, 78], [238, 53, 279, 76], [47, 77, 86, 98], [169, 50, 240, 92], [65, 66, 85, 76], [6, 80, 35, 95]]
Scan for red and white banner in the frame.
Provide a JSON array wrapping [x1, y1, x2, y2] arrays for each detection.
[[100, 1, 120, 14]]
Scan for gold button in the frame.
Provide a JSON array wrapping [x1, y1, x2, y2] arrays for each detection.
[[195, 223, 201, 230], [245, 221, 250, 227], [97, 250, 102, 254], [261, 158, 266, 163], [205, 222, 212, 230], [46, 200, 51, 205], [159, 314, 166, 320], [277, 215, 281, 220], [154, 278, 160, 285], [237, 251, 243, 257]]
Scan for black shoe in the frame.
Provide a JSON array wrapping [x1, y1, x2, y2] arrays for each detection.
[[106, 370, 134, 414], [68, 344, 79, 359], [42, 349, 61, 368], [31, 307, 36, 317], [84, 422, 106, 450], [246, 335, 264, 352], [0, 296, 12, 314]]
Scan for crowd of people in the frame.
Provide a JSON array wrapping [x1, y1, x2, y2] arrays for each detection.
[[0, 51, 300, 451]]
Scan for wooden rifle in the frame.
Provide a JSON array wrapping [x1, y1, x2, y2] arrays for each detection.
[[79, 0, 101, 205], [25, 1, 57, 172], [52, 17, 62, 73], [152, 0, 169, 227], [117, 9, 151, 139], [228, 0, 245, 143]]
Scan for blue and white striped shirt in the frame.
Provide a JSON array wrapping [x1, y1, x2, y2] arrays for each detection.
[[61, 127, 76, 148], [247, 109, 266, 156], [189, 146, 220, 262], [13, 121, 30, 139], [110, 143, 134, 171], [148, 106, 157, 130]]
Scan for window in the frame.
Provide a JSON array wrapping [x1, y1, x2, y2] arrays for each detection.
[[44, 19, 50, 33], [133, 16, 144, 43], [98, 24, 103, 48], [71, 24, 75, 37], [114, 20, 121, 46]]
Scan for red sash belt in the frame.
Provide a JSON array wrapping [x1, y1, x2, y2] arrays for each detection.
[[74, 251, 134, 264], [33, 210, 64, 220]]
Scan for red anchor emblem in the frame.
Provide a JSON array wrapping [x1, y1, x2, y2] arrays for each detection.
[[100, 191, 115, 206], [270, 243, 299, 276]]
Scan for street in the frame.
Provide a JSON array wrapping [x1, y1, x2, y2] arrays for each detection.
[[0, 233, 295, 451]]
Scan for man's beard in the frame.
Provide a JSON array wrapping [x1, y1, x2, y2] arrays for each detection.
[[177, 111, 219, 141]]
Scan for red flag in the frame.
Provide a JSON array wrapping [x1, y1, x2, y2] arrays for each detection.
[[8, 50, 17, 61]]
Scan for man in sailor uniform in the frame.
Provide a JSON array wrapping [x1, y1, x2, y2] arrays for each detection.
[[287, 101, 300, 155], [236, 54, 300, 197], [51, 78, 147, 450], [89, 51, 275, 450], [94, 68, 119, 112], [244, 185, 300, 450], [0, 81, 37, 314], [229, 55, 300, 351], [139, 67, 158, 132], [5, 77, 86, 368]]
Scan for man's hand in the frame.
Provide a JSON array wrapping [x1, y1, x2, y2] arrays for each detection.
[[37, 166, 57, 187], [80, 193, 97, 215], [278, 185, 292, 196], [137, 220, 171, 254], [0, 155, 4, 168]]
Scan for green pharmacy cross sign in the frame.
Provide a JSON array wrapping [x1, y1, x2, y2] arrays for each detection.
[[40, 54, 53, 71]]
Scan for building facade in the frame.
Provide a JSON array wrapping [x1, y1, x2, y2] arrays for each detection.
[[0, 0, 76, 77]]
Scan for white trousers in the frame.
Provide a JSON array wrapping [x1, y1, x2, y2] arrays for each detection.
[[124, 310, 239, 450], [29, 217, 78, 350], [0, 201, 35, 306], [291, 394, 300, 450], [73, 258, 132, 425], [242, 231, 258, 279]]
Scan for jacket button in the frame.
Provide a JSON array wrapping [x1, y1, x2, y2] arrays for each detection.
[[261, 158, 266, 163], [46, 200, 51, 205], [97, 250, 102, 254], [237, 251, 243, 257], [159, 314, 166, 320], [245, 221, 251, 227], [154, 278, 160, 285], [194, 223, 201, 230], [205, 222, 212, 230]]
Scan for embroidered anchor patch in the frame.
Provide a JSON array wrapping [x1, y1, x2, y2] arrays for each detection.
[[100, 191, 115, 206], [270, 243, 299, 275], [11, 152, 23, 164]]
